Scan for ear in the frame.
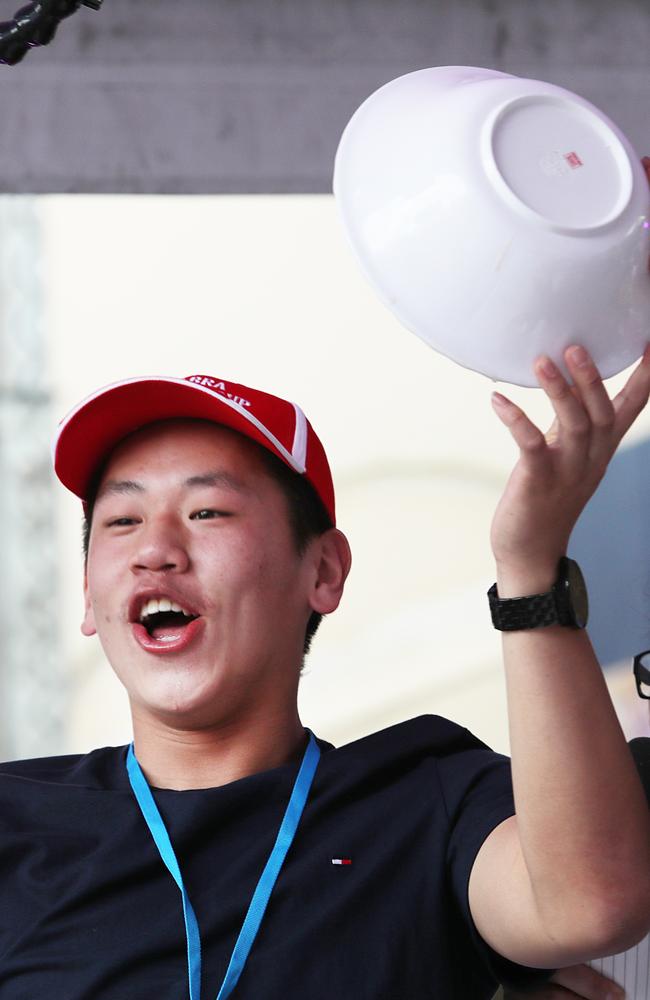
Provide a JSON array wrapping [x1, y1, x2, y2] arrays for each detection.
[[80, 571, 97, 637], [308, 528, 352, 615]]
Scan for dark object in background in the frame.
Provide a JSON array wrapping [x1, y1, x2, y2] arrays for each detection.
[[630, 738, 650, 809], [0, 0, 101, 65]]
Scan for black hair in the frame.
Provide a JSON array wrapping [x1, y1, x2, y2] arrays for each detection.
[[81, 439, 334, 657], [257, 447, 334, 654]]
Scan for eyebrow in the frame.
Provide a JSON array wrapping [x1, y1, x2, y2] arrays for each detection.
[[184, 472, 249, 492], [95, 471, 250, 502], [96, 479, 144, 501]]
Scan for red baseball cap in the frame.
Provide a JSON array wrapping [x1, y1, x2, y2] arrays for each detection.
[[53, 374, 336, 524]]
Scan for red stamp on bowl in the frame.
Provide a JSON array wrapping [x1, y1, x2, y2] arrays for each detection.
[[564, 151, 583, 169]]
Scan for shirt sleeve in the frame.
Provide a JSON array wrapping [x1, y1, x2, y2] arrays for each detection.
[[434, 728, 555, 992]]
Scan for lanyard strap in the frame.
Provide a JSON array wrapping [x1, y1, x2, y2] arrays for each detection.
[[126, 732, 321, 1000]]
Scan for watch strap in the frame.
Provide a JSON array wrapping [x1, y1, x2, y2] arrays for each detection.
[[487, 582, 572, 631]]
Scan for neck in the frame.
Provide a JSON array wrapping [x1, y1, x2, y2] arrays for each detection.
[[129, 706, 306, 790]]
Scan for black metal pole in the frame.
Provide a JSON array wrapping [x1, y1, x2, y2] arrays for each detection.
[[0, 0, 103, 65]]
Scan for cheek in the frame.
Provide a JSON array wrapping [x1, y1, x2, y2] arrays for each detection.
[[85, 552, 125, 624], [90, 592, 116, 631], [250, 533, 300, 586], [201, 536, 301, 608], [253, 548, 307, 612]]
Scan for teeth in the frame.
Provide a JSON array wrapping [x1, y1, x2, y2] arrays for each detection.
[[139, 597, 193, 621]]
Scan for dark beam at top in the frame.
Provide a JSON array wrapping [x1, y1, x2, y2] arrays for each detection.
[[0, 0, 648, 193]]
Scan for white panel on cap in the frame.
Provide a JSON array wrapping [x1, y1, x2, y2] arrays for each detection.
[[291, 404, 308, 473]]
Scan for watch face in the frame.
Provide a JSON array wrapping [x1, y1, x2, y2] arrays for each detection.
[[565, 558, 589, 628]]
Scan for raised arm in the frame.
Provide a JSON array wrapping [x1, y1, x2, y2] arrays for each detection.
[[468, 344, 650, 970]]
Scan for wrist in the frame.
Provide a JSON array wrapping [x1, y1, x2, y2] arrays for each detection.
[[495, 557, 565, 599], [489, 556, 589, 631]]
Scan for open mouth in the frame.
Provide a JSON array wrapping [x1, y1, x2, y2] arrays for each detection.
[[138, 598, 199, 642]]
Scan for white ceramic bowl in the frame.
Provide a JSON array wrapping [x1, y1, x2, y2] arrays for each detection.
[[333, 66, 650, 386]]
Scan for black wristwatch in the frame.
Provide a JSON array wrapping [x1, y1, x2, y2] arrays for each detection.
[[488, 557, 588, 631]]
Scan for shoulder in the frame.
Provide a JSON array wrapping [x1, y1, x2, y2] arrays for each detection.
[[320, 718, 516, 862], [317, 715, 508, 801], [0, 745, 128, 792], [322, 714, 494, 767]]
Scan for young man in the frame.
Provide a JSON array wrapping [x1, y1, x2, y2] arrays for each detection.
[[1, 349, 649, 999]]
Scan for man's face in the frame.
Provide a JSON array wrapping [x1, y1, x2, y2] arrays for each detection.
[[82, 419, 320, 730]]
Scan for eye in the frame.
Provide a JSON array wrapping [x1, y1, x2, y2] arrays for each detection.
[[190, 508, 227, 520], [107, 516, 139, 527]]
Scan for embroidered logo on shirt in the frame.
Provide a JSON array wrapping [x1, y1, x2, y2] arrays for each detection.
[[331, 858, 352, 866]]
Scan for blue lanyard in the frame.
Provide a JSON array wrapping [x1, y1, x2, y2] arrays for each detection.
[[126, 731, 320, 1000]]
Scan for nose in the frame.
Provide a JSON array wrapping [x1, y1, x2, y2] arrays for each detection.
[[130, 516, 190, 574]]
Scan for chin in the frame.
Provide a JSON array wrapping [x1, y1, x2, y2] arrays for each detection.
[[134, 670, 239, 728]]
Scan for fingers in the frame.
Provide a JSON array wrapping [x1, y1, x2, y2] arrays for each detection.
[[493, 343, 650, 475], [534, 348, 615, 436], [612, 343, 650, 439], [533, 355, 593, 448], [503, 963, 626, 999], [642, 155, 650, 187], [502, 986, 573, 998], [563, 348, 616, 430], [534, 345, 649, 464], [549, 962, 625, 999], [642, 158, 650, 270], [491, 392, 547, 468]]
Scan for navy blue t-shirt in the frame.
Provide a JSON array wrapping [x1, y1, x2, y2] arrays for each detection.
[[0, 716, 552, 998]]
